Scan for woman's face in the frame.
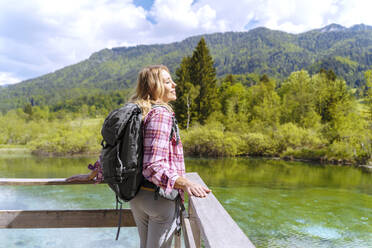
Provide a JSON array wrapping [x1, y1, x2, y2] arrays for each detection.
[[160, 70, 177, 103]]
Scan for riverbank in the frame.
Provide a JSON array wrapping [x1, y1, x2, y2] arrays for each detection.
[[0, 145, 32, 156], [279, 155, 372, 172], [2, 144, 371, 172], [0, 145, 99, 158]]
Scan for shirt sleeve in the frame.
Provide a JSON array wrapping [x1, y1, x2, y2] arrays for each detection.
[[142, 108, 180, 193], [87, 157, 103, 184]]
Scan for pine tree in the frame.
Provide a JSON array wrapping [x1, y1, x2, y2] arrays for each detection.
[[174, 56, 191, 128], [174, 38, 218, 127], [189, 37, 218, 124]]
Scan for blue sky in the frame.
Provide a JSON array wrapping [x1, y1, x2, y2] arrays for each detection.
[[134, 0, 155, 11], [1, 0, 372, 85]]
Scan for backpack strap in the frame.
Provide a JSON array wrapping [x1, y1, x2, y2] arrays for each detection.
[[175, 196, 185, 236], [115, 194, 123, 240], [151, 105, 180, 145], [170, 116, 180, 145]]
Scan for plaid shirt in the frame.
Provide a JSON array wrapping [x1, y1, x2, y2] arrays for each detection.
[[142, 107, 185, 196], [89, 107, 185, 198]]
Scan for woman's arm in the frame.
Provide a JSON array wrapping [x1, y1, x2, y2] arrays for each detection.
[[143, 108, 211, 198]]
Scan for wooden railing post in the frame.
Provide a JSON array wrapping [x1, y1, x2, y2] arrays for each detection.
[[188, 200, 201, 248], [174, 233, 181, 248], [182, 215, 197, 248]]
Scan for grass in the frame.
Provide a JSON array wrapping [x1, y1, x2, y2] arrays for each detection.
[[0, 144, 32, 156]]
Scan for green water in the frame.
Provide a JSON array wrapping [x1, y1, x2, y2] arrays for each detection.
[[0, 155, 371, 248]]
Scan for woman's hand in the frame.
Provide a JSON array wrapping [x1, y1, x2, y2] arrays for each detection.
[[65, 174, 91, 182], [66, 170, 98, 182], [184, 181, 211, 198], [175, 177, 211, 198]]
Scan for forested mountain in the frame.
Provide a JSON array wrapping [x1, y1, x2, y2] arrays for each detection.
[[1, 23, 372, 112]]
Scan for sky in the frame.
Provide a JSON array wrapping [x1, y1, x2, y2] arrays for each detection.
[[1, 0, 372, 86]]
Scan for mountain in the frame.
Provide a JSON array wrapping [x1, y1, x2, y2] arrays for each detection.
[[316, 23, 347, 32], [1, 23, 372, 112]]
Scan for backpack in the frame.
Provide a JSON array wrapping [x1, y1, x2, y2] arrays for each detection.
[[101, 102, 144, 203], [100, 102, 179, 240], [100, 102, 143, 240]]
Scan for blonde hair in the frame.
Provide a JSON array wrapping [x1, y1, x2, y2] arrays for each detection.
[[130, 65, 173, 117]]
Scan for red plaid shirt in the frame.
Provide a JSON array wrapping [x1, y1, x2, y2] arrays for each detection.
[[142, 107, 185, 196]]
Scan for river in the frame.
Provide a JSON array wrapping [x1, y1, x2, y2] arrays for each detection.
[[0, 155, 371, 248]]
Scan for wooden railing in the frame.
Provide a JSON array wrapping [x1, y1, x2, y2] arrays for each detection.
[[0, 172, 255, 248]]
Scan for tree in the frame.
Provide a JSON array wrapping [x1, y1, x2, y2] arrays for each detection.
[[174, 56, 194, 128], [313, 71, 353, 123], [218, 82, 249, 131], [247, 75, 281, 127], [23, 103, 32, 116], [189, 37, 219, 124], [184, 82, 200, 130], [365, 70, 372, 120], [174, 38, 218, 127], [279, 70, 320, 128], [223, 74, 236, 85]]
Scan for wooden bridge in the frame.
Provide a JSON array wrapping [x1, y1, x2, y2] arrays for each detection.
[[0, 172, 255, 248]]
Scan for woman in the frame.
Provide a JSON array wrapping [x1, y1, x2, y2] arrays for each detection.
[[67, 65, 211, 248]]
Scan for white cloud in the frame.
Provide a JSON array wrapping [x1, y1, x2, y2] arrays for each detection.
[[335, 0, 372, 27], [194, 0, 342, 33], [0, 0, 151, 81], [0, 72, 22, 86], [1, 0, 372, 84], [193, 0, 372, 33]]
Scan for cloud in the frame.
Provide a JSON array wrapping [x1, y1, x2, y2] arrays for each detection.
[[147, 0, 223, 42], [1, 0, 372, 85], [334, 0, 372, 27], [192, 0, 341, 33], [0, 0, 151, 84], [0, 72, 22, 86]]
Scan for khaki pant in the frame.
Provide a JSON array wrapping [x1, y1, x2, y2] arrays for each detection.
[[130, 189, 177, 248]]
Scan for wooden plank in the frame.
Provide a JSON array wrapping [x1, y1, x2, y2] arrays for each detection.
[[188, 200, 201, 248], [182, 217, 197, 248], [0, 178, 94, 186], [186, 173, 255, 248], [174, 233, 181, 248], [0, 173, 195, 186], [0, 209, 136, 228]]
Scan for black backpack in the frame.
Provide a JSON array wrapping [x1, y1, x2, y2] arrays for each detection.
[[100, 102, 144, 240], [101, 102, 144, 203], [100, 103, 179, 240]]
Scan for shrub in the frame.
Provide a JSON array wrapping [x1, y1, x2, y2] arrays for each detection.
[[326, 137, 372, 164], [281, 147, 327, 161], [326, 141, 355, 162], [240, 132, 276, 156], [181, 122, 243, 157], [273, 122, 325, 152], [28, 119, 101, 156]]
